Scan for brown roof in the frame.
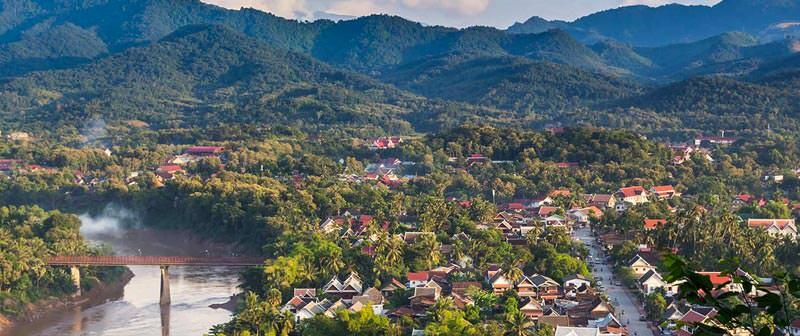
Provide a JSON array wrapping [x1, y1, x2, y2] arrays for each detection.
[[618, 186, 646, 197]]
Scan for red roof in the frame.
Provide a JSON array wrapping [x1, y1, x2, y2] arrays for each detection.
[[698, 272, 731, 286], [507, 203, 525, 210], [407, 272, 430, 282], [643, 219, 667, 230], [651, 185, 675, 193], [748, 219, 794, 229], [538, 206, 558, 216], [681, 311, 707, 324], [736, 194, 754, 202], [158, 165, 183, 173], [791, 319, 800, 328], [549, 189, 571, 197], [618, 186, 646, 197]]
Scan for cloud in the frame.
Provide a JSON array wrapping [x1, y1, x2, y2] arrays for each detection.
[[327, 0, 385, 16], [619, 0, 719, 6], [399, 0, 491, 15], [209, 0, 313, 19]]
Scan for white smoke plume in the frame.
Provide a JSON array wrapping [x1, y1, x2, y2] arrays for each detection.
[[79, 204, 139, 239]]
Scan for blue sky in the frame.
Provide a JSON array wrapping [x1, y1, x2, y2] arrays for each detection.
[[204, 0, 721, 28]]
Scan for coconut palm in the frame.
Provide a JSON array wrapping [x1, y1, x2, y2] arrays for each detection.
[[505, 310, 535, 336]]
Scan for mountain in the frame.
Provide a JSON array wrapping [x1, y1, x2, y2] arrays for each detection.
[[0, 0, 327, 76], [602, 76, 800, 132], [0, 0, 614, 77], [509, 0, 800, 47], [0, 25, 510, 132], [382, 53, 640, 115]]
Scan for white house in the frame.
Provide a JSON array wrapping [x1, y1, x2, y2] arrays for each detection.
[[628, 253, 658, 277], [747, 219, 798, 238], [638, 270, 666, 295], [563, 274, 592, 289]]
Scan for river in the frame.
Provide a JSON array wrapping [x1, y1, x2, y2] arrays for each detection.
[[7, 214, 248, 336]]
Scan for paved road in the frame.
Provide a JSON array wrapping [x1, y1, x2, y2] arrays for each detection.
[[574, 227, 655, 336]]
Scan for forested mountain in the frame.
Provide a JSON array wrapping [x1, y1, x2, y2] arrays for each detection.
[[382, 53, 640, 115], [0, 0, 799, 136], [0, 25, 511, 132], [508, 0, 800, 47]]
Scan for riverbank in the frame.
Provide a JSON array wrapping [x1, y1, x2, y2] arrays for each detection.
[[0, 268, 134, 336]]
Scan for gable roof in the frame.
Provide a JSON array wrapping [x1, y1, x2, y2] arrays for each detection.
[[407, 271, 430, 282], [643, 219, 667, 230], [555, 326, 600, 336], [651, 185, 675, 193], [638, 270, 664, 285], [697, 272, 731, 287], [618, 186, 646, 198]]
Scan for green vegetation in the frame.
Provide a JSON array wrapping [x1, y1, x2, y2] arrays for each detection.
[[0, 205, 123, 316]]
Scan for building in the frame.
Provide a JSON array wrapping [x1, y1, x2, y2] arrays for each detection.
[[638, 270, 666, 295], [407, 272, 430, 288], [650, 185, 679, 199], [564, 274, 592, 289], [747, 219, 798, 238], [615, 186, 649, 211], [628, 253, 658, 277], [643, 219, 667, 231], [582, 194, 617, 209], [555, 326, 601, 336]]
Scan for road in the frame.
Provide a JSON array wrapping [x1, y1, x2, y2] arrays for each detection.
[[574, 226, 655, 336]]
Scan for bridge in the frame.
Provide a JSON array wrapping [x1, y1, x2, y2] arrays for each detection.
[[47, 256, 265, 305]]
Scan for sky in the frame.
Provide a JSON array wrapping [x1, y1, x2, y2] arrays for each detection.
[[203, 0, 722, 28]]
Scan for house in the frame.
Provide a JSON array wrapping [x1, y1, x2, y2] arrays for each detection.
[[650, 185, 679, 199], [582, 194, 617, 209], [295, 299, 334, 321], [569, 206, 604, 224], [747, 219, 798, 238], [367, 136, 402, 150], [530, 274, 561, 300], [517, 276, 538, 297], [381, 278, 407, 297], [628, 253, 658, 277], [451, 282, 482, 296], [638, 270, 666, 295], [694, 136, 736, 147], [538, 206, 560, 218], [323, 272, 363, 300], [407, 272, 430, 288], [409, 287, 438, 308], [529, 196, 555, 208], [697, 272, 742, 293], [549, 189, 572, 198], [564, 274, 591, 289], [615, 186, 649, 211], [544, 215, 568, 231], [489, 272, 514, 295], [555, 326, 601, 336], [520, 298, 544, 318], [643, 219, 667, 231]]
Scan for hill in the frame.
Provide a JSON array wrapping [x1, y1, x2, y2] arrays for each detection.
[[0, 1, 619, 76], [509, 0, 800, 47], [0, 25, 510, 132], [382, 53, 640, 115], [599, 76, 800, 133]]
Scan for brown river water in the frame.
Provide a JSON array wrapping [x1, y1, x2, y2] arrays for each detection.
[[5, 214, 250, 336]]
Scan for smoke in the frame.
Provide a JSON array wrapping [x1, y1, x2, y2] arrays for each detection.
[[79, 204, 139, 239], [81, 118, 109, 147]]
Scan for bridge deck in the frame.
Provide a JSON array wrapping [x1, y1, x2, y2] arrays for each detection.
[[47, 256, 265, 266]]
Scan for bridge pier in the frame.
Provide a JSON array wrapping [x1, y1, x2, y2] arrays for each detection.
[[70, 266, 81, 297], [160, 265, 170, 305]]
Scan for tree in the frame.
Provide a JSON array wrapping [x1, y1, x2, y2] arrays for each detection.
[[663, 254, 800, 336], [505, 310, 534, 336], [644, 292, 667, 321], [424, 310, 479, 336]]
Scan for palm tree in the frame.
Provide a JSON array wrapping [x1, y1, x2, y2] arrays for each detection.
[[506, 266, 524, 284], [505, 310, 534, 336]]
